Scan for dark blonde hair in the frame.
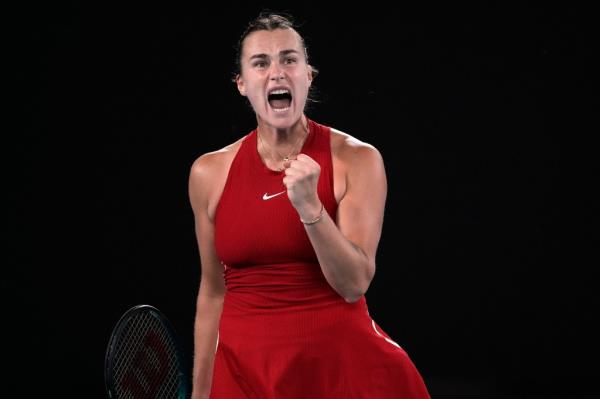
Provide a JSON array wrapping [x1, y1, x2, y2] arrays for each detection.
[[232, 12, 319, 82]]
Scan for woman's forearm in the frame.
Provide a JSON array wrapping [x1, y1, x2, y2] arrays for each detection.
[[191, 293, 224, 399], [303, 210, 375, 303]]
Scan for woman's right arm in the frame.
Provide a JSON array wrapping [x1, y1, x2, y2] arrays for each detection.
[[188, 155, 227, 399]]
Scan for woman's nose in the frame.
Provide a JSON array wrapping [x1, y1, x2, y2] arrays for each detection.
[[269, 64, 285, 80]]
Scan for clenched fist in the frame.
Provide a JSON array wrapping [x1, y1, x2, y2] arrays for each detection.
[[282, 154, 323, 221]]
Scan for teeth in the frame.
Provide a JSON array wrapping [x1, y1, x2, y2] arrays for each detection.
[[269, 89, 290, 95], [272, 106, 290, 112]]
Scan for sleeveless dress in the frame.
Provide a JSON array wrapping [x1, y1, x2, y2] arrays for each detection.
[[210, 119, 430, 399]]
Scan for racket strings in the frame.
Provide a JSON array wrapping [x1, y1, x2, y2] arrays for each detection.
[[112, 311, 184, 398]]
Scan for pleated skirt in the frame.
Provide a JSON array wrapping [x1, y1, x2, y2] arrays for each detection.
[[209, 263, 430, 399]]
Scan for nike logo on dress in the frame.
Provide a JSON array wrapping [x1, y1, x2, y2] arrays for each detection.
[[262, 191, 286, 200]]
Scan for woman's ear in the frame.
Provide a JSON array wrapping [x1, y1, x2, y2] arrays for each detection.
[[235, 74, 246, 96], [308, 65, 319, 83]]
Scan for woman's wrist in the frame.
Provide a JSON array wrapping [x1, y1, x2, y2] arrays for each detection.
[[300, 203, 324, 225]]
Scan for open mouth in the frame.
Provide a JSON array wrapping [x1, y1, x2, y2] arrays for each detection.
[[268, 89, 292, 112]]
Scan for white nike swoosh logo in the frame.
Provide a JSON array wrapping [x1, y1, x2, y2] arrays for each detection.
[[262, 191, 286, 200]]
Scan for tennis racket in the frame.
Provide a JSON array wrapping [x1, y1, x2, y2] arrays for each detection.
[[105, 304, 190, 399]]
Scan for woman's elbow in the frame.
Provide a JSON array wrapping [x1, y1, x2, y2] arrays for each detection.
[[344, 294, 362, 304], [344, 265, 375, 303]]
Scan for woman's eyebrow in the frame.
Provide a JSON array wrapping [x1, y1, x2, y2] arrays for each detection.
[[279, 49, 300, 57], [249, 49, 300, 61], [249, 53, 269, 62]]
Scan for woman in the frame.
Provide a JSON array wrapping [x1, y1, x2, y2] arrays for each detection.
[[188, 12, 430, 399]]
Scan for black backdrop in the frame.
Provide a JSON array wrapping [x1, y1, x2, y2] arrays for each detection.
[[7, 2, 596, 398]]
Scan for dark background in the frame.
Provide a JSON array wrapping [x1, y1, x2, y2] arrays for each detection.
[[7, 2, 596, 398]]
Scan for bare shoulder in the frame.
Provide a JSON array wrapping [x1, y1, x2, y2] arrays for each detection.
[[188, 137, 245, 216], [330, 127, 384, 167], [189, 137, 244, 183], [329, 127, 386, 204]]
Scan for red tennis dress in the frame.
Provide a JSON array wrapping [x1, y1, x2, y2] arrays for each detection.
[[210, 119, 430, 398]]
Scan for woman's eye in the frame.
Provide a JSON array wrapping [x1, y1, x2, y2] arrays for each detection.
[[254, 61, 267, 68], [284, 58, 297, 64]]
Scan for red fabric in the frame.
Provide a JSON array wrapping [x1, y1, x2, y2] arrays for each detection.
[[215, 119, 336, 267], [211, 119, 430, 398]]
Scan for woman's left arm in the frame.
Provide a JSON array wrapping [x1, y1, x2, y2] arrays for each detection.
[[283, 141, 387, 303]]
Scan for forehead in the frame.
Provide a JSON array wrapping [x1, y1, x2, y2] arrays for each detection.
[[242, 28, 304, 58]]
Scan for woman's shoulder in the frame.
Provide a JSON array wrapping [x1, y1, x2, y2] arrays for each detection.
[[329, 127, 383, 166], [188, 136, 248, 213], [190, 136, 245, 177], [327, 126, 386, 204], [188, 136, 248, 193]]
